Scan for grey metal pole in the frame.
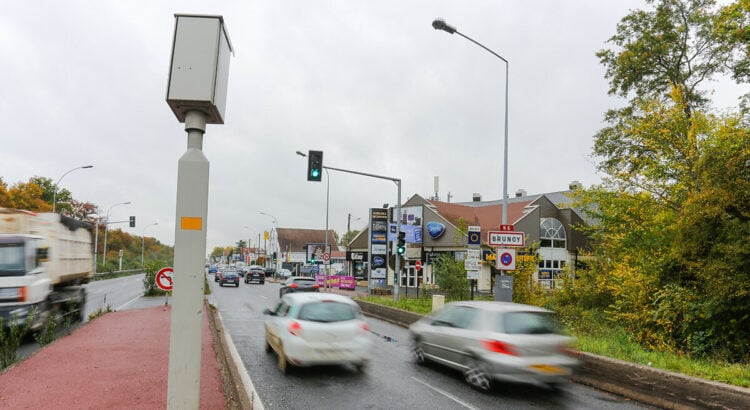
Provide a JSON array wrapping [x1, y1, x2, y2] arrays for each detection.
[[324, 168, 330, 291], [432, 19, 509, 223], [394, 179, 402, 302], [168, 110, 209, 409], [103, 201, 130, 267]]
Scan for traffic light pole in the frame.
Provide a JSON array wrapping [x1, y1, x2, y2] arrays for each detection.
[[321, 164, 402, 301]]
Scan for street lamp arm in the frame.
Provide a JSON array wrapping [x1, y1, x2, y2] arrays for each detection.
[[52, 165, 93, 213], [455, 32, 508, 63]]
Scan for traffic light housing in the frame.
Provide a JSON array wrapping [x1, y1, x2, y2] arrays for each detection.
[[397, 231, 406, 255], [129, 216, 136, 228], [307, 150, 323, 182]]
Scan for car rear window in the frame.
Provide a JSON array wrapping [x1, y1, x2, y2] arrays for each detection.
[[292, 278, 316, 285], [499, 312, 563, 335], [298, 302, 358, 323]]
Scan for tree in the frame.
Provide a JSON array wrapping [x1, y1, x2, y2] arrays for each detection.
[[6, 180, 50, 212], [0, 178, 9, 207], [596, 0, 732, 111], [433, 255, 469, 300], [340, 230, 360, 247], [572, 0, 750, 361]]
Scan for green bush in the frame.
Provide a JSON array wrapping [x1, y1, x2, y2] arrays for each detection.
[[0, 310, 34, 369], [143, 260, 170, 297]]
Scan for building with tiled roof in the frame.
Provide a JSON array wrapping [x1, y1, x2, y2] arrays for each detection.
[[347, 182, 592, 292], [272, 228, 341, 275]]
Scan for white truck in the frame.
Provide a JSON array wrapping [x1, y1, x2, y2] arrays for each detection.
[[0, 208, 92, 331]]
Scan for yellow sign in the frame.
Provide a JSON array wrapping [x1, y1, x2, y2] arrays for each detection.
[[264, 231, 269, 240], [180, 217, 202, 230]]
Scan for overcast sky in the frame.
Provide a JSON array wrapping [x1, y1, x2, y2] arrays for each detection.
[[2, 1, 741, 251]]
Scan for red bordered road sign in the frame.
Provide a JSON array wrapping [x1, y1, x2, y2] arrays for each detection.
[[322, 252, 330, 262], [415, 260, 422, 271], [496, 249, 516, 271], [156, 267, 174, 291]]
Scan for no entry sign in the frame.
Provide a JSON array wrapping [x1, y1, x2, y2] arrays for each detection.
[[156, 267, 174, 291]]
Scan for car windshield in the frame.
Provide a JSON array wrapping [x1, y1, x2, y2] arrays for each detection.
[[498, 311, 563, 335], [297, 301, 357, 323]]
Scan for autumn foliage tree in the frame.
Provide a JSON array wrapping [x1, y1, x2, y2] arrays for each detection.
[[560, 0, 750, 362]]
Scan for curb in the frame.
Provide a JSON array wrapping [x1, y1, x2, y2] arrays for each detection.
[[206, 302, 265, 410], [352, 299, 750, 410]]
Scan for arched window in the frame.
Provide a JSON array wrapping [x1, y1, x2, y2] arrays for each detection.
[[539, 218, 566, 249]]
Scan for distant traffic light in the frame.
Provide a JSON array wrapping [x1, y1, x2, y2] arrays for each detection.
[[307, 150, 323, 182], [129, 216, 136, 228], [397, 231, 406, 255]]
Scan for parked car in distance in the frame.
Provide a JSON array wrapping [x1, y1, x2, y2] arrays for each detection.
[[208, 265, 218, 274], [263, 293, 372, 374], [409, 301, 579, 392], [245, 268, 265, 284], [279, 276, 319, 298], [277, 269, 292, 279], [264, 267, 276, 279], [219, 271, 240, 287], [214, 271, 222, 282]]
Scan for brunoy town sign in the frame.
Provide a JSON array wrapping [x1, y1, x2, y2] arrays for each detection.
[[487, 231, 525, 247]]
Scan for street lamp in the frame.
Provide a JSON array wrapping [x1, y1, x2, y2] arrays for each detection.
[[52, 165, 93, 213], [141, 222, 159, 267], [102, 201, 131, 267], [244, 226, 251, 264], [296, 150, 331, 290], [432, 18, 510, 224], [260, 212, 279, 269]]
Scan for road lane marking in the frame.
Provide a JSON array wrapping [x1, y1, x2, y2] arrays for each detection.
[[116, 295, 142, 311], [410, 377, 479, 410]]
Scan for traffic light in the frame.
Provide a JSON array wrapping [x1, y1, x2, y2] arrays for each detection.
[[129, 216, 136, 228], [397, 231, 406, 255], [307, 150, 323, 182]]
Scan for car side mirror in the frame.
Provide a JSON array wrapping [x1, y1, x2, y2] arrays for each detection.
[[263, 308, 275, 316]]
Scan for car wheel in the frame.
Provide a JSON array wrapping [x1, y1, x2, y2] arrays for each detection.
[[412, 340, 426, 365], [264, 336, 272, 354], [219, 283, 223, 287], [464, 358, 492, 392], [277, 346, 289, 374]]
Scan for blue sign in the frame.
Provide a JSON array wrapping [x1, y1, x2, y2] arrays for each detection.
[[387, 224, 423, 243], [426, 221, 446, 239], [373, 256, 385, 267]]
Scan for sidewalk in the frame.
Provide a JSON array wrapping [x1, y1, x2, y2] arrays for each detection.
[[0, 304, 227, 409]]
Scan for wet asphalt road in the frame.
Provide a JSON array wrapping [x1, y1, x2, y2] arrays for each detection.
[[207, 275, 652, 410]]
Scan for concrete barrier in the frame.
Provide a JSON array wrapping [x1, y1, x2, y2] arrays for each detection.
[[353, 299, 750, 410]]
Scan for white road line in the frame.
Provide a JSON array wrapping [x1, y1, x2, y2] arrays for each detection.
[[410, 377, 479, 410], [116, 295, 142, 311]]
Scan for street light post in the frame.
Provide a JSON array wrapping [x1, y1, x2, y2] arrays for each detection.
[[260, 212, 279, 269], [432, 18, 509, 224], [141, 222, 159, 267], [52, 165, 93, 213], [102, 201, 131, 267]]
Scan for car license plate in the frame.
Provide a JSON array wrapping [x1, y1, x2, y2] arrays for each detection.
[[528, 364, 567, 375], [0, 288, 19, 299]]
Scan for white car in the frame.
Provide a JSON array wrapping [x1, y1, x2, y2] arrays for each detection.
[[264, 293, 372, 374], [277, 268, 292, 279]]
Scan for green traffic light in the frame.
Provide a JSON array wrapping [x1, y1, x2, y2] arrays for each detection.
[[311, 169, 320, 178], [397, 246, 406, 255]]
